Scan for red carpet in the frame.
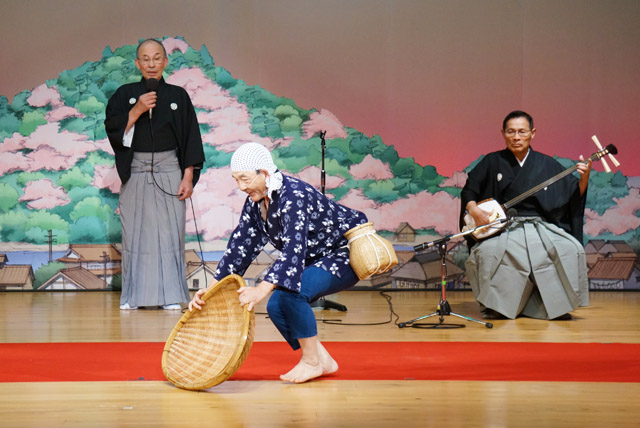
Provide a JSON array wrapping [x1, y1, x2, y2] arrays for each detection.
[[1, 342, 639, 383]]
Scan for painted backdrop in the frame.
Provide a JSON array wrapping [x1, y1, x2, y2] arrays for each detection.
[[0, 1, 638, 290]]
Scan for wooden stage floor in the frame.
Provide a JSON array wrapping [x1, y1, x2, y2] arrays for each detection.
[[1, 289, 639, 427]]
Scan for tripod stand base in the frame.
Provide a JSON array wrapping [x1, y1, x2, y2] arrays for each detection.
[[398, 312, 466, 329], [311, 297, 347, 312], [398, 300, 493, 329]]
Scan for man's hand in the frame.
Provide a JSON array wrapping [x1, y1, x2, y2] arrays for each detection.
[[126, 92, 157, 132], [177, 178, 193, 200], [467, 201, 492, 227], [135, 92, 157, 115], [577, 155, 592, 196], [238, 281, 275, 312], [177, 167, 194, 200]]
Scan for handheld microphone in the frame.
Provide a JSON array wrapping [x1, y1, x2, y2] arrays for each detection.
[[145, 76, 178, 197], [145, 78, 159, 119]]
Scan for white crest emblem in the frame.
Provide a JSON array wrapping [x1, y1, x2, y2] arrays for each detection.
[[129, 98, 136, 105], [544, 186, 548, 191], [497, 173, 503, 182], [170, 103, 178, 110]]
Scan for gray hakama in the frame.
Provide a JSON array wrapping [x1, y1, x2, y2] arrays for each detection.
[[466, 217, 589, 319], [119, 150, 189, 307]]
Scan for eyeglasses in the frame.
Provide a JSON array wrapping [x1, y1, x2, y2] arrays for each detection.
[[504, 129, 532, 137], [137, 56, 165, 66]]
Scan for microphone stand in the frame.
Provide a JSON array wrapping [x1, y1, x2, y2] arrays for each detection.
[[397, 217, 510, 329], [311, 131, 348, 312]]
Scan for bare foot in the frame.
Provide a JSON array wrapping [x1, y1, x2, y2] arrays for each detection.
[[317, 341, 338, 375], [280, 340, 340, 383], [280, 358, 324, 383]]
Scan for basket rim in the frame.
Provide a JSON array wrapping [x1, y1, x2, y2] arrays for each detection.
[[344, 221, 374, 238], [161, 273, 254, 390]]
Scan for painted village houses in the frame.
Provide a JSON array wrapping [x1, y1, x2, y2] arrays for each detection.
[[39, 266, 109, 290], [0, 254, 35, 291], [394, 222, 417, 243], [585, 239, 639, 290], [588, 258, 640, 290], [50, 244, 123, 289]]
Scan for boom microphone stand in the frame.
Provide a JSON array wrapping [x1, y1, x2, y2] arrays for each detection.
[[397, 218, 510, 329], [311, 131, 348, 312]]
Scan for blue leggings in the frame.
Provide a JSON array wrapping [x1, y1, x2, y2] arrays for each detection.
[[266, 265, 359, 350]]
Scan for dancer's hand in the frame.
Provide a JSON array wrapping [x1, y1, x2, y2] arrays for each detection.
[[189, 278, 218, 311], [238, 281, 275, 311]]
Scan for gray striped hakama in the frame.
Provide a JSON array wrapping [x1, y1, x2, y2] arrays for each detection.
[[119, 150, 190, 307], [466, 217, 589, 319]]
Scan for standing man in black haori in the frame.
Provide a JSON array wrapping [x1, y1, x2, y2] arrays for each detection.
[[460, 110, 591, 320], [104, 38, 205, 310]]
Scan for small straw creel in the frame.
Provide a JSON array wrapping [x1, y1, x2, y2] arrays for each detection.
[[162, 274, 255, 390], [345, 222, 398, 280]]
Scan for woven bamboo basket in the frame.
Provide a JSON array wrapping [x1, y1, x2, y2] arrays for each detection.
[[345, 222, 398, 280], [162, 274, 255, 390]]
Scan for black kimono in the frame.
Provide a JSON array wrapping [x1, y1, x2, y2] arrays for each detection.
[[460, 148, 589, 319], [104, 77, 204, 185], [104, 78, 204, 308]]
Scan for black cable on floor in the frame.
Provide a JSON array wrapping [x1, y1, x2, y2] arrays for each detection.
[[319, 292, 400, 326]]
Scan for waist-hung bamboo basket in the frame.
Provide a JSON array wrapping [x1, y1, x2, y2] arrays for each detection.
[[345, 222, 398, 280], [162, 274, 255, 390]]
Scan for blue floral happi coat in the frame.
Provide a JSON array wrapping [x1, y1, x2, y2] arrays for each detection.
[[214, 175, 368, 292]]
